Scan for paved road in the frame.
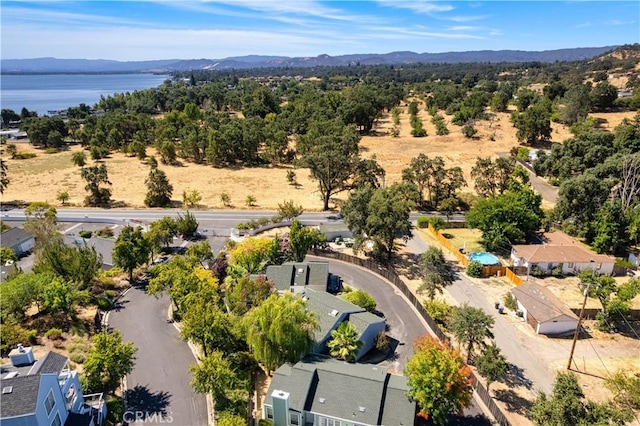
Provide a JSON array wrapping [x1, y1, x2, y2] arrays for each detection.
[[497, 153, 559, 204], [307, 255, 428, 372], [408, 234, 555, 394], [108, 285, 208, 426], [306, 256, 487, 421]]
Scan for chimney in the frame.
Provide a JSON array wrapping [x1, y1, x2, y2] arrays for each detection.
[[271, 389, 290, 426], [9, 345, 35, 367]]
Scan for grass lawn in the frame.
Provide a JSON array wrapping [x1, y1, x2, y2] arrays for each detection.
[[439, 228, 484, 254]]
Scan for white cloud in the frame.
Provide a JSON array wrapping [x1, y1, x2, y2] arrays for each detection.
[[377, 0, 454, 14]]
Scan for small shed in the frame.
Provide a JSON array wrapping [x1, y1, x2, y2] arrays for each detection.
[[512, 282, 579, 335], [1, 228, 35, 257]]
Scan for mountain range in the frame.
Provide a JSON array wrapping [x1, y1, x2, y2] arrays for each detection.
[[1, 46, 617, 73]]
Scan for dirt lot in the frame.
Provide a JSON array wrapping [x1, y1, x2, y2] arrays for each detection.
[[2, 108, 636, 210]]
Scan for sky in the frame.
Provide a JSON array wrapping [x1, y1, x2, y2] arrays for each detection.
[[1, 1, 639, 61]]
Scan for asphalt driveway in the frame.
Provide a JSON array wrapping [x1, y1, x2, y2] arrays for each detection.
[[108, 285, 208, 425]]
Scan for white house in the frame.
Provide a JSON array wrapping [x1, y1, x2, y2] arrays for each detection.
[[0, 347, 106, 426], [512, 282, 579, 335], [511, 239, 615, 276]]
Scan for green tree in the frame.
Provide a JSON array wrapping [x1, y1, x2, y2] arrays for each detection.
[[81, 164, 112, 207], [34, 240, 102, 289], [245, 194, 256, 207], [591, 201, 629, 255], [224, 275, 273, 316], [147, 217, 177, 254], [531, 371, 633, 426], [185, 241, 214, 268], [82, 330, 137, 394], [56, 191, 70, 205], [471, 157, 516, 198], [244, 292, 317, 372], [175, 210, 199, 239], [183, 189, 202, 208], [23, 201, 61, 257], [449, 303, 495, 363], [287, 219, 325, 262], [466, 189, 543, 252], [327, 321, 362, 362], [340, 289, 376, 312], [605, 369, 640, 411], [475, 342, 508, 391], [145, 167, 173, 207], [513, 100, 552, 145], [277, 199, 303, 222], [405, 336, 474, 425], [402, 154, 465, 209], [113, 226, 150, 282], [220, 192, 232, 207], [0, 159, 8, 194], [418, 247, 456, 300], [190, 351, 246, 412], [590, 81, 618, 110], [71, 151, 87, 167], [0, 246, 16, 263], [40, 276, 88, 315], [296, 120, 361, 211], [0, 273, 48, 321], [343, 183, 415, 260]]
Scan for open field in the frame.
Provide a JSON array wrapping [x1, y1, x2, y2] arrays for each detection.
[[1, 108, 636, 210]]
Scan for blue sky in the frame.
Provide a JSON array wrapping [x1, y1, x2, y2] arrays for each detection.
[[1, 1, 638, 61]]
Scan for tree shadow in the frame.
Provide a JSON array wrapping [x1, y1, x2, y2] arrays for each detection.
[[418, 414, 493, 425], [492, 388, 533, 417], [124, 385, 172, 419], [502, 363, 534, 390], [394, 251, 422, 280]]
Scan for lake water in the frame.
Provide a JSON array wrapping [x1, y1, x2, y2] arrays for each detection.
[[0, 73, 170, 116]]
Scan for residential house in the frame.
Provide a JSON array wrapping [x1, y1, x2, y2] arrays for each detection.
[[0, 346, 106, 426], [266, 262, 342, 293], [318, 223, 353, 242], [303, 289, 385, 361], [511, 282, 579, 335], [1, 227, 35, 258], [263, 354, 416, 426], [511, 232, 615, 275], [63, 236, 114, 270]]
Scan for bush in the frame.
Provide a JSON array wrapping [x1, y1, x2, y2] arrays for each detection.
[[375, 331, 389, 351], [615, 258, 636, 268], [530, 266, 545, 277], [0, 247, 17, 263], [79, 230, 92, 239], [503, 292, 518, 311], [257, 217, 270, 227], [13, 152, 38, 160], [551, 266, 563, 276], [45, 147, 58, 154], [516, 147, 530, 162], [96, 297, 112, 311], [106, 397, 125, 426], [467, 260, 483, 278], [428, 217, 447, 231], [96, 227, 114, 238], [340, 289, 377, 312], [423, 300, 453, 327], [69, 352, 86, 364], [26, 329, 38, 345], [45, 328, 63, 340], [0, 322, 29, 356], [462, 123, 477, 138], [416, 216, 430, 228]]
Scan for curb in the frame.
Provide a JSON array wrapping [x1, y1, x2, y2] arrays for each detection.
[[167, 304, 216, 426]]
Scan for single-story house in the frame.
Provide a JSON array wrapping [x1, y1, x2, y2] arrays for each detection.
[[303, 289, 386, 361], [64, 235, 114, 270], [1, 227, 35, 257], [318, 223, 353, 241], [266, 262, 342, 293], [511, 282, 579, 335], [511, 235, 615, 275], [263, 354, 416, 426]]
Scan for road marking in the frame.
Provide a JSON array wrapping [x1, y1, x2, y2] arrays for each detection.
[[64, 223, 83, 233]]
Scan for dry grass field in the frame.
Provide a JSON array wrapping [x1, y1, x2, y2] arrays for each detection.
[[1, 107, 636, 210]]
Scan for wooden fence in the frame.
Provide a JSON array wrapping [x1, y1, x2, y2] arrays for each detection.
[[310, 249, 512, 426], [427, 224, 524, 287]]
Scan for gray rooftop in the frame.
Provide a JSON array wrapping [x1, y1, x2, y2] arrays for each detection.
[[303, 289, 365, 343], [0, 351, 70, 419], [266, 355, 415, 426], [348, 311, 385, 337], [266, 262, 329, 292], [1, 227, 33, 248], [64, 235, 113, 267], [0, 375, 41, 418], [512, 281, 579, 323]]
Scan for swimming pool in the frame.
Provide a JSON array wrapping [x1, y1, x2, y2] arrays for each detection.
[[468, 252, 501, 266]]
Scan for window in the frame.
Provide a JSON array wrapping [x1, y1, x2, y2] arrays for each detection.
[[44, 390, 55, 415], [265, 406, 274, 420], [568, 262, 574, 268], [51, 413, 61, 426], [290, 412, 300, 425], [319, 416, 339, 426]]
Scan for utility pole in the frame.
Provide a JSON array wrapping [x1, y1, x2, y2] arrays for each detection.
[[567, 282, 591, 370]]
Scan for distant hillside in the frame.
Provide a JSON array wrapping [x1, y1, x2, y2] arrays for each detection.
[[1, 46, 619, 73]]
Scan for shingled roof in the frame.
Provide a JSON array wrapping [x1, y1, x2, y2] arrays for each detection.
[[0, 227, 33, 248], [266, 354, 415, 426], [512, 243, 614, 264], [0, 375, 41, 418], [512, 281, 579, 323]]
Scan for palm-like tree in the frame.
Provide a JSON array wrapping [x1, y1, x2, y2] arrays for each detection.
[[327, 321, 362, 362]]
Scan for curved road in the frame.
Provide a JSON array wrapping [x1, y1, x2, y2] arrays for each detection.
[[108, 285, 208, 425]]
